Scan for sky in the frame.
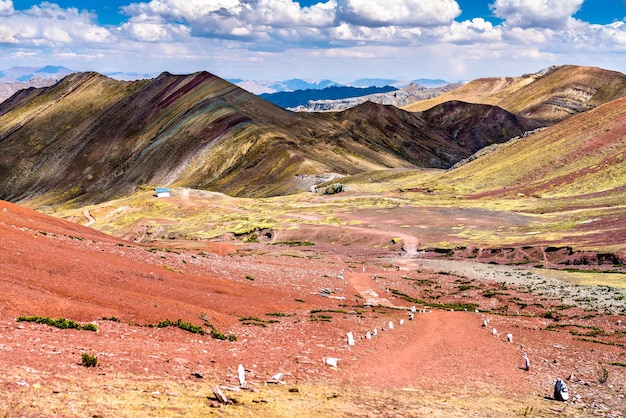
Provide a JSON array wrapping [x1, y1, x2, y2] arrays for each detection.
[[2, 0, 626, 82]]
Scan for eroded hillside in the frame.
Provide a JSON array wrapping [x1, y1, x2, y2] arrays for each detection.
[[404, 65, 626, 123], [0, 71, 538, 208]]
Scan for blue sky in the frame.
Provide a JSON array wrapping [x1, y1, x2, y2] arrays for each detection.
[[3, 1, 626, 82]]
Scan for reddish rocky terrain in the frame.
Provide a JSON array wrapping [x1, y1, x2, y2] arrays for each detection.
[[2, 198, 625, 417]]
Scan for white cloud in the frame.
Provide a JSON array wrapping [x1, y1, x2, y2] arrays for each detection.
[[2, 3, 113, 46], [121, 21, 190, 42], [433, 18, 502, 44], [490, 0, 584, 29], [0, 26, 17, 43], [504, 26, 549, 49], [1, 0, 626, 83], [121, 0, 337, 43], [336, 0, 461, 27], [0, 0, 13, 16]]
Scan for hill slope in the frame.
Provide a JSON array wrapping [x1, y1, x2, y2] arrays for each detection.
[[426, 96, 626, 202], [0, 71, 538, 208], [404, 65, 626, 123]]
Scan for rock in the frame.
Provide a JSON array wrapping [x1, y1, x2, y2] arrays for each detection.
[[191, 372, 204, 378], [325, 357, 339, 367], [388, 321, 394, 329], [212, 386, 229, 404], [323, 183, 349, 195], [554, 378, 569, 401], [507, 334, 513, 342], [522, 353, 530, 371]]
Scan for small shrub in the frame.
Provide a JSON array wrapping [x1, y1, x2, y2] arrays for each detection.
[[81, 353, 98, 368], [154, 318, 205, 335], [17, 315, 97, 331], [210, 328, 228, 340], [245, 275, 256, 281], [81, 323, 99, 332]]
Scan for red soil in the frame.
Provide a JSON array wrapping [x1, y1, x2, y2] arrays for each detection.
[[1, 199, 625, 416]]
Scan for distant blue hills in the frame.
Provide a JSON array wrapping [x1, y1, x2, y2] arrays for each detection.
[[260, 85, 399, 108]]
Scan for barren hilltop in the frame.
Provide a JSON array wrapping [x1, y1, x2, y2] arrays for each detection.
[[1, 65, 626, 417]]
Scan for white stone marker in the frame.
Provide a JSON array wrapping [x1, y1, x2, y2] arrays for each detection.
[[522, 353, 530, 371], [372, 328, 377, 336], [507, 333, 513, 342], [399, 319, 405, 326], [325, 357, 339, 367], [388, 321, 394, 329], [347, 331, 355, 346], [365, 331, 372, 339], [238, 364, 247, 388]]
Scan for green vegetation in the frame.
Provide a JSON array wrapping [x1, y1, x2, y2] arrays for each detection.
[[272, 241, 314, 247], [81, 353, 99, 368], [266, 312, 293, 317], [239, 316, 279, 327], [149, 318, 205, 335], [17, 316, 98, 331], [209, 328, 237, 341], [387, 289, 479, 312]]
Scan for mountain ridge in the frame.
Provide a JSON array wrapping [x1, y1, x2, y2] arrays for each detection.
[[0, 70, 536, 208], [403, 65, 626, 123]]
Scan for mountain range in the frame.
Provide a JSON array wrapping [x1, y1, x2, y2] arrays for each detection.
[[0, 69, 543, 208]]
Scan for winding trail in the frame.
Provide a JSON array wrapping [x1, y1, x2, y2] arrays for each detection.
[[82, 209, 95, 227]]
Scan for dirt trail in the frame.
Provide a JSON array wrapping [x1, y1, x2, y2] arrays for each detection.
[[82, 209, 95, 227], [345, 271, 397, 307], [349, 310, 525, 391]]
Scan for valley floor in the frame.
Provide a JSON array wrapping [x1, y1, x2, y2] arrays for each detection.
[[2, 239, 625, 417]]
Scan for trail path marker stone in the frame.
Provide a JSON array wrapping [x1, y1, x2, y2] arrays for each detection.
[[347, 331, 355, 346], [238, 364, 247, 388]]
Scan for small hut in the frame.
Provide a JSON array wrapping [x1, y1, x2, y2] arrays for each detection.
[[154, 187, 171, 198]]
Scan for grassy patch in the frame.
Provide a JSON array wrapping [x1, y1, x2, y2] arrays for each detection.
[[387, 289, 479, 312], [149, 318, 205, 335], [272, 241, 314, 247], [239, 316, 279, 327], [17, 316, 98, 332]]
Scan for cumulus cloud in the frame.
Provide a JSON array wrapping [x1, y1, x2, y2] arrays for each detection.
[[1, 0, 626, 83], [0, 0, 13, 16], [121, 0, 337, 43], [433, 18, 502, 44], [121, 21, 190, 42], [490, 0, 584, 29], [2, 3, 113, 46], [336, 0, 461, 27]]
